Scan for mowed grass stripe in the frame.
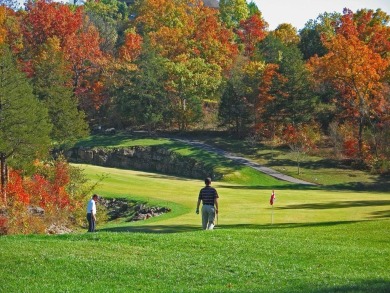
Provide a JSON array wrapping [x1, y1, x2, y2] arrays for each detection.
[[79, 164, 390, 231]]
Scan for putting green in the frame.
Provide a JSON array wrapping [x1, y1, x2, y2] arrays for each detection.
[[78, 164, 390, 230]]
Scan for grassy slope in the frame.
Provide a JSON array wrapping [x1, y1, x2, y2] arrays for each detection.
[[75, 133, 390, 190], [1, 221, 389, 292]]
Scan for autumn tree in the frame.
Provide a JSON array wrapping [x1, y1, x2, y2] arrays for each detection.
[[310, 9, 390, 162], [271, 23, 300, 46], [132, 0, 236, 129], [22, 0, 105, 118], [237, 13, 267, 57], [0, 45, 51, 201]]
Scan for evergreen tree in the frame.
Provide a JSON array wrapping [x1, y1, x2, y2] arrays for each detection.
[[31, 38, 88, 148], [0, 45, 51, 200], [258, 35, 318, 125]]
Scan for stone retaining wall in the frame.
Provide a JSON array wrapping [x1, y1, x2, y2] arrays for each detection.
[[67, 146, 221, 180]]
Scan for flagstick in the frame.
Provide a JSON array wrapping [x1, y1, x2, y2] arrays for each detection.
[[271, 204, 274, 225]]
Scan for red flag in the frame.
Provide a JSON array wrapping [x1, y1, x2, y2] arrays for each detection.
[[270, 190, 275, 205]]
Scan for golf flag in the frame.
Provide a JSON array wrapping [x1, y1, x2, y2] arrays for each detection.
[[270, 190, 275, 205]]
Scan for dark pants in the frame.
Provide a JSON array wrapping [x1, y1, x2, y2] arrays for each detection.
[[87, 213, 95, 232]]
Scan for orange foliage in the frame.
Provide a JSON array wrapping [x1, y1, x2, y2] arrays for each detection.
[[310, 9, 390, 159], [0, 6, 7, 45], [118, 30, 143, 62], [136, 0, 238, 71]]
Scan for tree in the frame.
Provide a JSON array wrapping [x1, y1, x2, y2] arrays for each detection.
[[84, 0, 130, 54], [219, 55, 279, 136], [282, 123, 321, 175], [219, 0, 249, 29], [22, 0, 105, 118], [218, 79, 252, 135], [113, 45, 170, 131], [31, 37, 88, 147], [310, 9, 390, 161], [298, 12, 340, 60], [165, 55, 222, 130], [258, 35, 318, 126], [134, 0, 238, 71], [0, 45, 51, 201], [271, 23, 300, 46], [237, 13, 267, 57]]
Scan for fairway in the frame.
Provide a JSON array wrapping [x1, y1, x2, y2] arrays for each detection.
[[1, 164, 389, 292], [79, 164, 390, 231]]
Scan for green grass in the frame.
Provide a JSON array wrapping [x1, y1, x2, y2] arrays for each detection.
[[0, 165, 389, 292], [1, 134, 389, 292], [1, 220, 389, 292], [75, 133, 290, 187], [75, 133, 390, 190], [199, 135, 390, 191]]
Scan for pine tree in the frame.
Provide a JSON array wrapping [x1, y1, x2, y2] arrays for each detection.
[[0, 45, 51, 201]]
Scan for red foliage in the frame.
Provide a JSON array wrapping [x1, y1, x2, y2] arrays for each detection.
[[6, 171, 30, 205], [22, 0, 83, 50], [5, 161, 73, 211], [237, 14, 268, 57], [343, 139, 359, 158]]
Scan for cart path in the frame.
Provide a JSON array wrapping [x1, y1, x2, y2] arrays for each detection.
[[174, 138, 316, 185]]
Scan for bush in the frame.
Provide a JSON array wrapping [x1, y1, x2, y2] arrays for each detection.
[[0, 158, 92, 235]]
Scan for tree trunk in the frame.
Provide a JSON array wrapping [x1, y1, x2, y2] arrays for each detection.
[[0, 153, 7, 203], [358, 116, 364, 160]]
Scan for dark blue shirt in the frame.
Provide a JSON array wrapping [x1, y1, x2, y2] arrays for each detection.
[[199, 186, 219, 206]]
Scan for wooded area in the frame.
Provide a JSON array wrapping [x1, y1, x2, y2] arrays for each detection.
[[0, 0, 389, 233]]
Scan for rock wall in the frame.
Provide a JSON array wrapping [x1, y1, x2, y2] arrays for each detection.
[[67, 146, 220, 180]]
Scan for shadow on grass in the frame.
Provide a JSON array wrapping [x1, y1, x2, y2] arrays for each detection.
[[313, 279, 390, 293], [277, 200, 390, 211], [218, 184, 319, 190], [99, 224, 200, 234], [98, 220, 372, 234], [370, 210, 390, 218], [219, 181, 390, 192]]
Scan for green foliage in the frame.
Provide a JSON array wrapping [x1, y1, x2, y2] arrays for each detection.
[[298, 12, 340, 60], [114, 47, 170, 131], [31, 40, 88, 148], [84, 0, 130, 53], [219, 0, 249, 28], [247, 1, 261, 17], [218, 79, 252, 135], [165, 56, 222, 130], [0, 45, 51, 173], [258, 35, 318, 125]]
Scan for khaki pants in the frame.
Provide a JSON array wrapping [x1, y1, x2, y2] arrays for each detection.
[[202, 205, 215, 230]]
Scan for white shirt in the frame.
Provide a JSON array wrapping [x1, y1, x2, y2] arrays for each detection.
[[87, 198, 96, 215]]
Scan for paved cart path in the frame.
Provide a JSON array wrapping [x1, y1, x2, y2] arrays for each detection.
[[174, 138, 316, 185]]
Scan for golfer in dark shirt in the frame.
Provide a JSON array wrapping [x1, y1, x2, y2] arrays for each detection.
[[196, 177, 219, 230]]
